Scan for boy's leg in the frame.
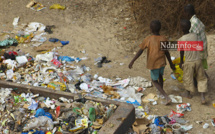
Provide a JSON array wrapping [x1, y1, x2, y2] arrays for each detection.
[[158, 74, 163, 88], [202, 59, 209, 79], [155, 73, 164, 97], [193, 77, 197, 88], [201, 93, 206, 104], [196, 60, 208, 104], [204, 71, 209, 79], [151, 67, 171, 105], [152, 80, 171, 105], [180, 62, 195, 99]]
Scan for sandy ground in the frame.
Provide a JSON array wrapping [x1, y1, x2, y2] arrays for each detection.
[[0, 0, 215, 133]]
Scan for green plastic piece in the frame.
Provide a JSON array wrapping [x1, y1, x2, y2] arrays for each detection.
[[89, 107, 96, 122], [14, 96, 20, 103], [0, 38, 18, 47]]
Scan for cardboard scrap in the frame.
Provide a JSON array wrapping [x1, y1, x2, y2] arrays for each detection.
[[142, 93, 158, 103], [26, 0, 46, 11], [23, 104, 30, 109], [132, 118, 150, 134]]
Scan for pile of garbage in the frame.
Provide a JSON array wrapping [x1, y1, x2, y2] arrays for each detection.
[[0, 16, 157, 134], [0, 16, 152, 108], [0, 18, 48, 48], [133, 102, 193, 133], [0, 88, 117, 133], [7, 17, 68, 48], [0, 48, 152, 106]]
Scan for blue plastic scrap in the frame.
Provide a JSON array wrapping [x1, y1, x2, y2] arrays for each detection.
[[22, 130, 45, 134], [60, 40, 69, 45], [35, 108, 45, 117], [154, 117, 164, 127], [126, 100, 141, 106], [44, 112, 53, 119], [49, 38, 59, 43], [48, 38, 69, 45], [58, 56, 75, 62], [75, 57, 81, 62]]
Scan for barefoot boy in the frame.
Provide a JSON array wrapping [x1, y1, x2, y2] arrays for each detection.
[[184, 4, 208, 76], [178, 20, 208, 104], [128, 20, 175, 105]]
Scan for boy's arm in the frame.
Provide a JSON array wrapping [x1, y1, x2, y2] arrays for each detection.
[[164, 50, 175, 70], [128, 49, 143, 69], [179, 51, 184, 69]]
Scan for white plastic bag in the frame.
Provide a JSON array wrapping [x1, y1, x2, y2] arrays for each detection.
[[6, 69, 14, 80], [35, 52, 54, 62], [16, 56, 28, 67], [169, 95, 183, 103]]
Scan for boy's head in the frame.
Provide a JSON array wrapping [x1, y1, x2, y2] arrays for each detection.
[[180, 19, 191, 33], [184, 4, 195, 18], [150, 20, 161, 34]]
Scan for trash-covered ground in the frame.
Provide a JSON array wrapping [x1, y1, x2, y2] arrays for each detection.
[[0, 88, 118, 133], [0, 0, 215, 134]]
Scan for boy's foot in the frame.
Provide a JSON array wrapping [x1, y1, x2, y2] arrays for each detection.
[[180, 91, 192, 99], [165, 98, 172, 105], [201, 99, 206, 105], [201, 93, 206, 104]]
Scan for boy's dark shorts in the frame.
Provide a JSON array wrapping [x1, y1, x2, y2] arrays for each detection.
[[150, 66, 165, 81]]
